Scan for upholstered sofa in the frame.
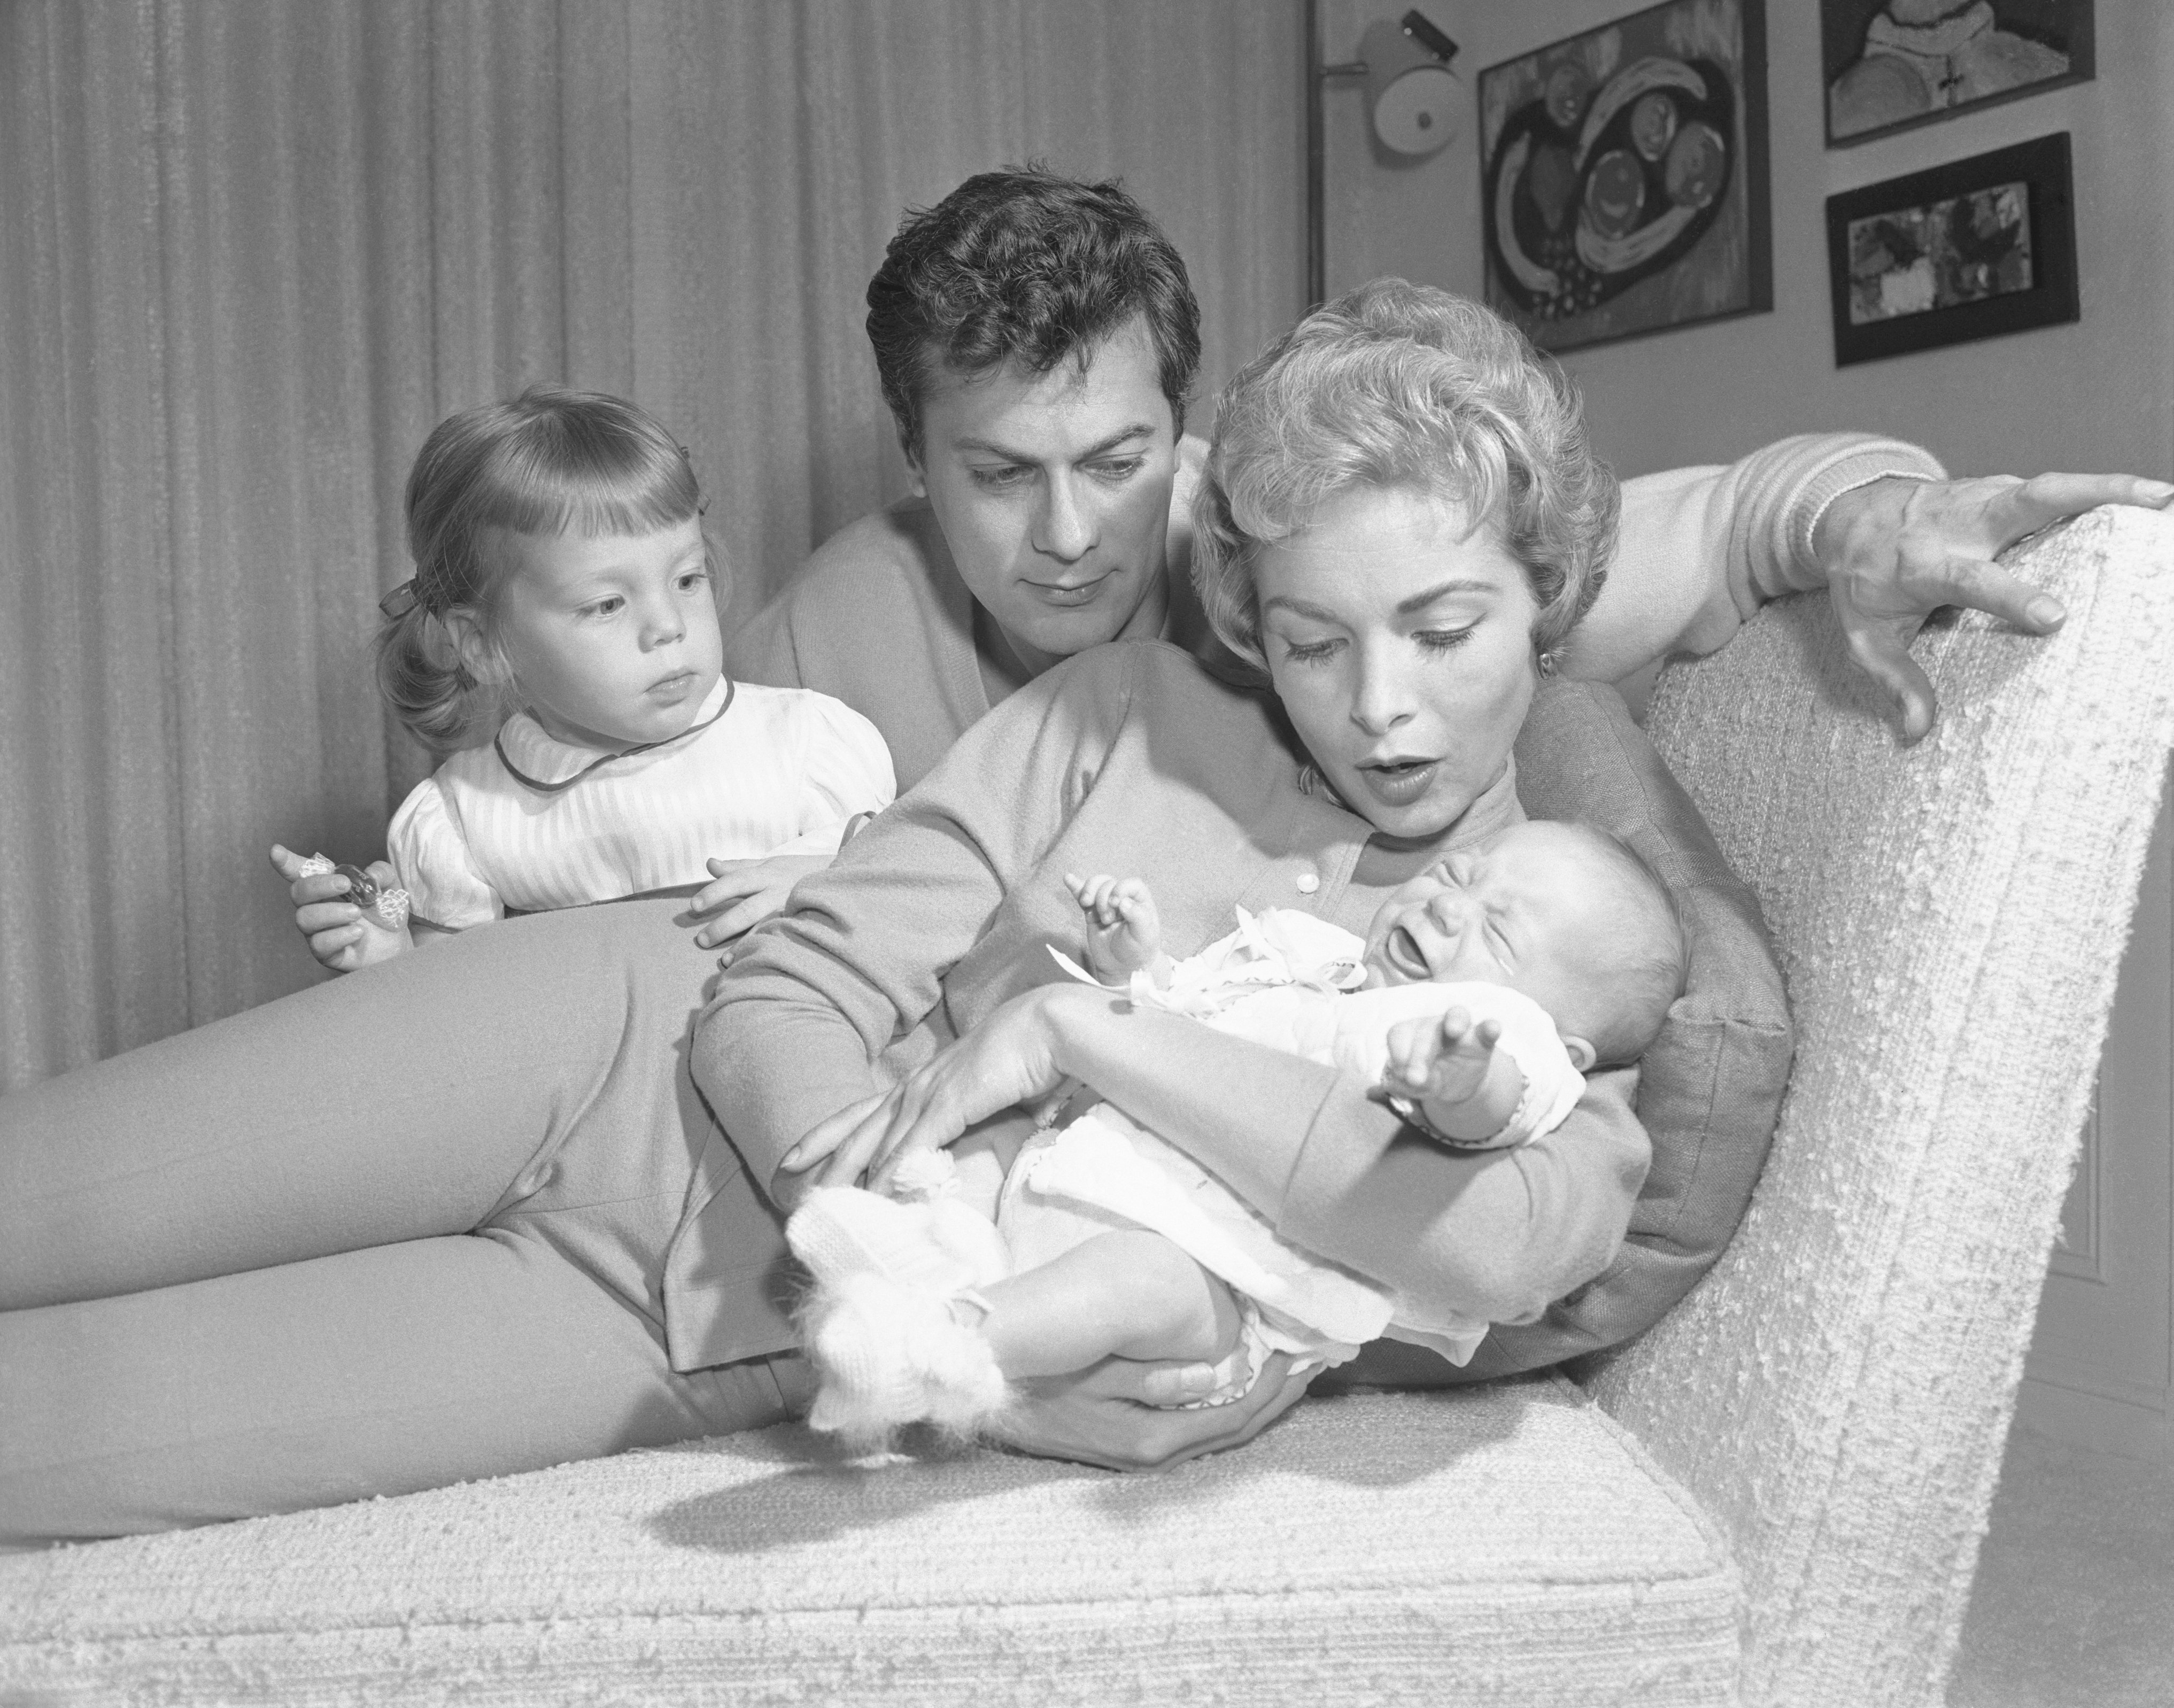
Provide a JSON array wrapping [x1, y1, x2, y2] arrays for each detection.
[[4, 506, 2170, 1706]]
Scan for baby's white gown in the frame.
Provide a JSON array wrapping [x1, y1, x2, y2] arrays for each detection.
[[1001, 908, 1588, 1390]]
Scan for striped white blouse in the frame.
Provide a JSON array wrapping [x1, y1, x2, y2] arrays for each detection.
[[386, 676, 895, 931]]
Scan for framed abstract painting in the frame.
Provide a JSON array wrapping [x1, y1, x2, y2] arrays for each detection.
[[1825, 132, 2077, 366], [1477, 0, 1770, 354], [1823, 1, 2094, 146]]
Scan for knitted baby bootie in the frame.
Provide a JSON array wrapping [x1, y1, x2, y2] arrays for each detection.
[[786, 1186, 1011, 1451]]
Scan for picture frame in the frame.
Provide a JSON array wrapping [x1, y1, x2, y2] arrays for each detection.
[[1476, 0, 1770, 355], [1823, 2, 2094, 148], [1825, 132, 2077, 368]]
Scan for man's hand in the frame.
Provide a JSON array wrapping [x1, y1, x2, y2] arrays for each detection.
[[989, 1351, 1314, 1472], [1815, 472, 2174, 741], [692, 853, 830, 953], [268, 845, 411, 973]]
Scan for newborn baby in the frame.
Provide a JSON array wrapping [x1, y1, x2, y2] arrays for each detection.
[[787, 819, 1688, 1450]]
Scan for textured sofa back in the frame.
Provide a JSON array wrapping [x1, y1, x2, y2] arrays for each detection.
[[1600, 507, 2174, 1706]]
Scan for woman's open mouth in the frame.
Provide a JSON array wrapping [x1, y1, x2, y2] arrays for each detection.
[[1354, 756, 1439, 807]]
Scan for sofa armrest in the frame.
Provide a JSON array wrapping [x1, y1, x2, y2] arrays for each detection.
[[1593, 506, 2174, 1704]]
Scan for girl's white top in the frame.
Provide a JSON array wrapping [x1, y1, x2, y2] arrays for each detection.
[[388, 676, 895, 930]]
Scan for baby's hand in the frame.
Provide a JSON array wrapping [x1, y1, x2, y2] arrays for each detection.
[[269, 845, 412, 974], [1382, 1007, 1503, 1130], [1064, 872, 1165, 983]]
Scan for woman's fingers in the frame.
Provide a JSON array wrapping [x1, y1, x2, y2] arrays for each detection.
[[866, 1079, 968, 1192], [783, 1092, 894, 1175], [992, 1353, 1311, 1472]]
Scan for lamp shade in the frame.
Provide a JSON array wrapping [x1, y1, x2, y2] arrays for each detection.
[[1360, 18, 1460, 156]]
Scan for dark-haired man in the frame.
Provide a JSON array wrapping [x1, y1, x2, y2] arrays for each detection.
[[726, 167, 1214, 794]]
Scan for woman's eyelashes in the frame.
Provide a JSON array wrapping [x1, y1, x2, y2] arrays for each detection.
[[1278, 635, 1342, 666], [1275, 623, 1479, 667]]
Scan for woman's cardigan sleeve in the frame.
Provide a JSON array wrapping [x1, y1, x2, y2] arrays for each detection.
[[695, 644, 1647, 1330], [694, 647, 1137, 1193], [1043, 1001, 1647, 1326]]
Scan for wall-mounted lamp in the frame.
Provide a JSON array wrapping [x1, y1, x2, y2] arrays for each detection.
[[1305, 6, 1463, 305], [1323, 11, 1463, 158]]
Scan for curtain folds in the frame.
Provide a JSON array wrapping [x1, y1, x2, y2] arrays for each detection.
[[0, 0, 1305, 1090]]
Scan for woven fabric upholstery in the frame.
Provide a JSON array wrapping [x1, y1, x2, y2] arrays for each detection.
[[0, 1378, 1738, 1706], [1591, 506, 2174, 1707], [5, 507, 2170, 1708]]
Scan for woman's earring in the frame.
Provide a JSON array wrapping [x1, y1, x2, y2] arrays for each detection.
[[1536, 649, 1562, 679]]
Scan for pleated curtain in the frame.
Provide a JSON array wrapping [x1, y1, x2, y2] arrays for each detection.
[[0, 0, 1306, 1091]]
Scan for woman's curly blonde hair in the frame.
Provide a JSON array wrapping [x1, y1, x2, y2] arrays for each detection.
[[1192, 280, 1618, 669]]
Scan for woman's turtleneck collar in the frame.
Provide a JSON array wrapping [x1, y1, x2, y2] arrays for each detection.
[[1357, 756, 1526, 874]]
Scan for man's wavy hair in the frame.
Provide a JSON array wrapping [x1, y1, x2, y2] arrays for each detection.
[[865, 166, 1201, 457], [1193, 280, 1618, 670]]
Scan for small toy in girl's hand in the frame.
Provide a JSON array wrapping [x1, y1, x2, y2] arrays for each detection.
[[337, 867, 412, 931], [296, 854, 411, 931]]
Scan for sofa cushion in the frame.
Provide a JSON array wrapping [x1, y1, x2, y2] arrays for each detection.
[[0, 1378, 1738, 1706], [1428, 679, 1794, 1379]]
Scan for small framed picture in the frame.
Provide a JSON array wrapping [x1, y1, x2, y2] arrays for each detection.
[[1825, 132, 2076, 368], [1477, 0, 1771, 354], [1823, 2, 2094, 148]]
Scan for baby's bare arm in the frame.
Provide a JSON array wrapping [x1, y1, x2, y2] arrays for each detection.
[[1382, 1008, 1527, 1143], [1064, 872, 1174, 984]]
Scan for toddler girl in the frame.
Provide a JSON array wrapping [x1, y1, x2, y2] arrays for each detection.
[[785, 817, 1687, 1450], [271, 387, 893, 971]]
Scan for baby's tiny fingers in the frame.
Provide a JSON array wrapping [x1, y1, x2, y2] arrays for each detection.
[[1383, 1017, 1433, 1082]]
